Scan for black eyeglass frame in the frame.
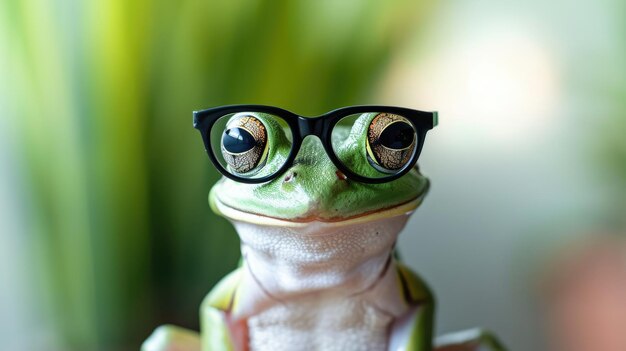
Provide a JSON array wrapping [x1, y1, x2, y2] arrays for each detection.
[[193, 104, 438, 184]]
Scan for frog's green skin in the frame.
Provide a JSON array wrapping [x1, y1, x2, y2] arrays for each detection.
[[142, 113, 507, 351]]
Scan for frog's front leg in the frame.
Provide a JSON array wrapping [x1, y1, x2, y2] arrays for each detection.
[[389, 303, 435, 351], [141, 325, 201, 351], [389, 263, 436, 351], [390, 307, 507, 351], [200, 268, 246, 351], [389, 264, 507, 351], [434, 329, 507, 351]]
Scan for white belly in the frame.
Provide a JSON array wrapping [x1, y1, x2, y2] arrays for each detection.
[[228, 213, 414, 351], [248, 292, 392, 351]]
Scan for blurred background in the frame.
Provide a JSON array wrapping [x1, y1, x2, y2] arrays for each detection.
[[0, 0, 624, 350]]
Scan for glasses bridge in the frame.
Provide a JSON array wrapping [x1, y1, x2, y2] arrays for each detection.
[[297, 117, 325, 138]]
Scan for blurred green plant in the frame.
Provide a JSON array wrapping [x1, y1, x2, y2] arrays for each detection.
[[2, 0, 436, 349], [603, 96, 626, 226], [597, 0, 626, 228]]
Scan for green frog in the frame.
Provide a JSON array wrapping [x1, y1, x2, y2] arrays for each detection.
[[141, 106, 507, 351]]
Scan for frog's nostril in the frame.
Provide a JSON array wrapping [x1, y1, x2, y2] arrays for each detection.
[[284, 172, 297, 183], [335, 170, 347, 181]]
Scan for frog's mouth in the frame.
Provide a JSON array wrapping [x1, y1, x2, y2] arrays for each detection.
[[212, 190, 427, 228]]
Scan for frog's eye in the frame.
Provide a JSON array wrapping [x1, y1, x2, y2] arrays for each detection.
[[365, 113, 416, 173], [220, 115, 268, 174]]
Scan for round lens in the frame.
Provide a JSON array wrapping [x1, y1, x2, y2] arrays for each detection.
[[209, 112, 293, 179], [331, 112, 418, 178]]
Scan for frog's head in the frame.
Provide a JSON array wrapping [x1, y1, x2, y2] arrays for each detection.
[[208, 112, 430, 226]]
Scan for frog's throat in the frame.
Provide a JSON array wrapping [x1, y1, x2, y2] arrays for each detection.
[[212, 194, 425, 228]]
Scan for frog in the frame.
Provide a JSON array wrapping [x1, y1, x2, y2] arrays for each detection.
[[142, 106, 507, 351]]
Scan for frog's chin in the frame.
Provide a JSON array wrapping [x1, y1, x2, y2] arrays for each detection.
[[212, 194, 425, 228]]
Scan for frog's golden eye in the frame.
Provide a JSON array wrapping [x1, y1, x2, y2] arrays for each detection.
[[366, 113, 416, 172], [221, 115, 268, 174]]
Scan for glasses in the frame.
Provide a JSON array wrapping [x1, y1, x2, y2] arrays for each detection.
[[193, 105, 438, 184]]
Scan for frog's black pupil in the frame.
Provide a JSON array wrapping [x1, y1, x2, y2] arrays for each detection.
[[379, 122, 415, 149], [222, 128, 256, 153]]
